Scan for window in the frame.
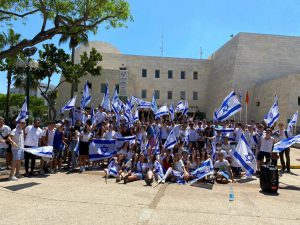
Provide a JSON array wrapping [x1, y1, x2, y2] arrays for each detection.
[[168, 70, 173, 79], [193, 71, 198, 80], [142, 69, 147, 77], [155, 70, 160, 78], [180, 71, 185, 79], [141, 89, 147, 98], [168, 91, 172, 100], [101, 83, 106, 93], [193, 91, 198, 100], [298, 97, 300, 106], [256, 101, 260, 107], [154, 90, 160, 99], [180, 91, 185, 100], [115, 84, 119, 92]]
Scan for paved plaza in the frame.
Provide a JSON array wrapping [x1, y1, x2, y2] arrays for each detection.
[[0, 152, 300, 225]]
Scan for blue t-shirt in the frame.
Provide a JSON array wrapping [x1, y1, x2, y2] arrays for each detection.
[[53, 130, 64, 150]]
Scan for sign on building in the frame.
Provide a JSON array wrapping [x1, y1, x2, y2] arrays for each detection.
[[119, 69, 128, 97]]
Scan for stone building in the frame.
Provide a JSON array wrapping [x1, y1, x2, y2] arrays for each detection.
[[56, 32, 300, 124]]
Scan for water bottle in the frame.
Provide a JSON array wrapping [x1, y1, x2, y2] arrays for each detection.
[[229, 186, 234, 201]]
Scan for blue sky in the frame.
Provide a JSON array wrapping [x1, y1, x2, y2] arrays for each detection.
[[1, 0, 300, 94]]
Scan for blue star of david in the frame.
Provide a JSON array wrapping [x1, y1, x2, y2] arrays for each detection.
[[269, 112, 273, 119], [245, 154, 254, 163], [222, 102, 229, 113], [101, 146, 109, 153]]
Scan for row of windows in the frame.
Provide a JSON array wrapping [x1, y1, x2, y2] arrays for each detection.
[[141, 90, 198, 101], [142, 69, 199, 80]]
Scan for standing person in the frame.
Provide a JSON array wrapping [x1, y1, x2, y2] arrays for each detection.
[[78, 124, 92, 172], [8, 119, 26, 181], [275, 122, 292, 173], [24, 119, 43, 176], [257, 128, 275, 173], [52, 125, 66, 172], [0, 117, 12, 170]]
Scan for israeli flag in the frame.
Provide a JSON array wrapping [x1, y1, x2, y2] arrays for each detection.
[[264, 96, 280, 127], [23, 146, 53, 158], [132, 109, 139, 123], [16, 97, 28, 122], [138, 99, 152, 109], [190, 159, 214, 184], [215, 91, 242, 122], [153, 140, 160, 155], [124, 103, 133, 123], [215, 127, 235, 133], [80, 81, 91, 109], [182, 100, 188, 116], [153, 160, 164, 179], [273, 134, 300, 153], [151, 93, 158, 113], [233, 133, 256, 176], [169, 103, 175, 121], [116, 135, 136, 149], [163, 130, 177, 149], [107, 158, 118, 177], [155, 105, 169, 118], [111, 88, 119, 106], [61, 95, 77, 113], [287, 111, 298, 133], [89, 139, 117, 161], [90, 105, 95, 125], [175, 101, 184, 112], [101, 82, 111, 111]]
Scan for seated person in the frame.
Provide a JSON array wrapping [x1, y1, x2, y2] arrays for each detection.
[[214, 152, 234, 184]]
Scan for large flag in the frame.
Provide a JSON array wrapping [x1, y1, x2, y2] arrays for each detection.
[[23, 146, 53, 158], [155, 105, 169, 118], [264, 96, 280, 127], [233, 133, 256, 176], [182, 100, 188, 116], [89, 139, 117, 161], [163, 130, 177, 149], [287, 111, 298, 133], [61, 95, 77, 113], [190, 159, 214, 184], [116, 135, 136, 149], [215, 91, 242, 122], [175, 101, 184, 112], [273, 134, 300, 153], [151, 92, 158, 113], [169, 103, 175, 121], [80, 81, 91, 109], [101, 82, 111, 111], [16, 97, 28, 122]]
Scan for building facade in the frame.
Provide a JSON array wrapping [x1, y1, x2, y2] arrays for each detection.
[[56, 32, 300, 124]]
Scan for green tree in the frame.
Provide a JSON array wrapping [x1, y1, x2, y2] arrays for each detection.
[[13, 44, 102, 120], [0, 0, 132, 59], [0, 28, 23, 122]]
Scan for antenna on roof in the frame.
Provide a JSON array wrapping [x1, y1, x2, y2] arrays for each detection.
[[200, 47, 203, 59], [160, 27, 164, 57]]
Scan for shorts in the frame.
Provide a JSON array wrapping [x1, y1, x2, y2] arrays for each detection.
[[53, 148, 63, 158], [257, 151, 271, 161], [218, 171, 230, 180], [134, 172, 144, 180], [12, 148, 24, 161], [79, 141, 90, 156]]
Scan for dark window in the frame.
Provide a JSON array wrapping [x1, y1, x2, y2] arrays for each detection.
[[115, 84, 119, 92], [142, 69, 147, 77], [141, 89, 147, 98], [298, 97, 300, 106], [256, 101, 260, 107], [181, 71, 185, 79], [180, 91, 185, 100], [193, 71, 198, 80], [101, 83, 106, 93], [154, 90, 160, 99], [168, 70, 173, 79], [168, 91, 172, 100], [193, 91, 198, 100], [155, 70, 160, 78]]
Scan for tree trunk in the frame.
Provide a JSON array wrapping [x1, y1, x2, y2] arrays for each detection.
[[40, 92, 57, 121], [5, 69, 12, 123], [70, 46, 75, 98]]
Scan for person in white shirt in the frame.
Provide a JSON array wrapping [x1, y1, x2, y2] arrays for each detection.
[[257, 128, 275, 172], [95, 106, 107, 127], [276, 122, 292, 172], [0, 117, 12, 170], [24, 119, 43, 176], [214, 152, 234, 183], [103, 124, 116, 139], [8, 119, 26, 181]]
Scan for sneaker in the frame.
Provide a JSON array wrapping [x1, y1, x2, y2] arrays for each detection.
[[8, 176, 18, 181], [15, 174, 22, 179]]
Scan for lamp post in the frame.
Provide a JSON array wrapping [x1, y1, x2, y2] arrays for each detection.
[[23, 47, 37, 117]]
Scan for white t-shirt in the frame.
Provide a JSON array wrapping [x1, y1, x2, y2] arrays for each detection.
[[174, 159, 185, 173], [214, 159, 230, 172], [259, 136, 274, 153], [222, 143, 232, 153], [10, 126, 24, 150], [42, 128, 55, 146], [81, 132, 92, 142], [160, 126, 169, 139], [188, 129, 199, 142], [95, 111, 107, 124], [0, 125, 11, 148], [103, 131, 116, 139], [24, 125, 43, 147]]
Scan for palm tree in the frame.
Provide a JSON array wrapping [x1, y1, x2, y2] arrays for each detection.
[[59, 30, 89, 98], [0, 29, 22, 121]]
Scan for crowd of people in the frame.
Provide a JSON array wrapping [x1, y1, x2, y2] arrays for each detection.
[[0, 106, 293, 185]]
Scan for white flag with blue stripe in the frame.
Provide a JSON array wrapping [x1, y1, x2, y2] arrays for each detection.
[[190, 159, 214, 184], [80, 81, 91, 109], [233, 133, 256, 176], [23, 146, 53, 158], [107, 158, 118, 177], [273, 134, 300, 153], [101, 82, 111, 111], [151, 92, 158, 113], [175, 101, 184, 112], [287, 111, 298, 133], [132, 109, 139, 123], [163, 130, 177, 149], [89, 139, 117, 161], [215, 91, 242, 122], [116, 135, 136, 149], [61, 95, 77, 113], [111, 88, 119, 106], [264, 96, 280, 127], [155, 105, 169, 118], [16, 97, 28, 122], [169, 103, 175, 121], [182, 100, 188, 116]]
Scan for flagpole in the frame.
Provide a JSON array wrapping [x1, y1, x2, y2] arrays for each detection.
[[246, 103, 248, 125]]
